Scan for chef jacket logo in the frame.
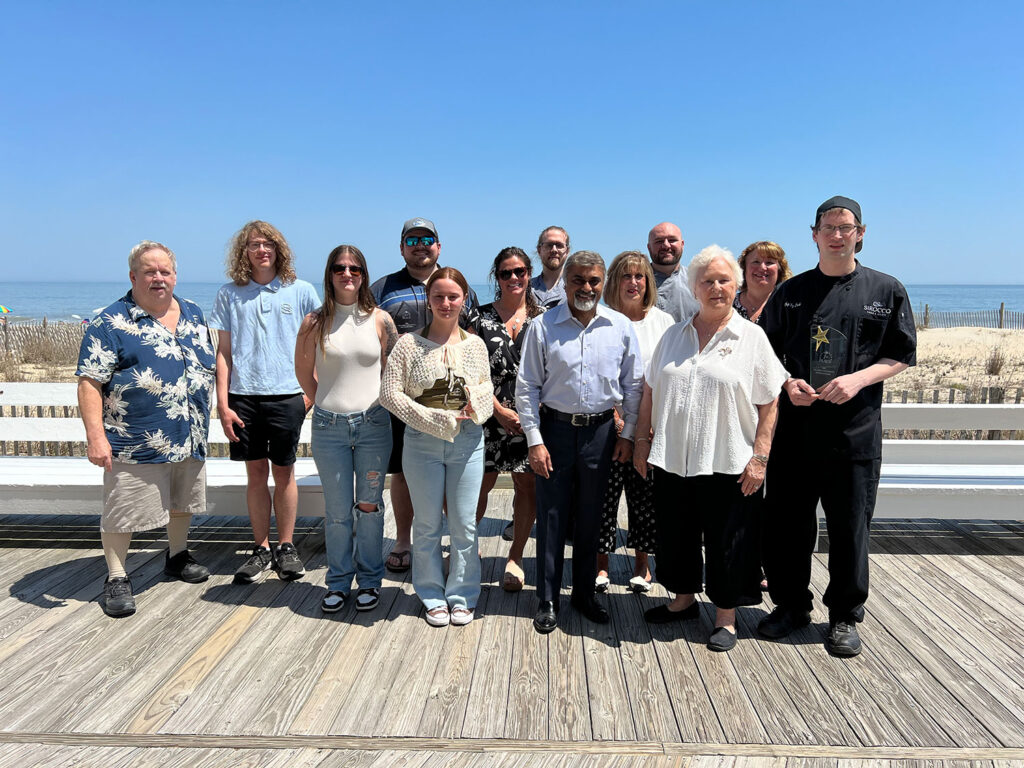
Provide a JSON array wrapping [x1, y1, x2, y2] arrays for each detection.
[[282, 303, 294, 314], [784, 301, 802, 308], [863, 301, 891, 316]]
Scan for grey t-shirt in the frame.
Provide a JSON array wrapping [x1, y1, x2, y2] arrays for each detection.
[[530, 273, 565, 308], [653, 267, 699, 322]]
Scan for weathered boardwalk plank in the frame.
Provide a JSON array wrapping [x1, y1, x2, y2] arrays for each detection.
[[0, 505, 1021, 766]]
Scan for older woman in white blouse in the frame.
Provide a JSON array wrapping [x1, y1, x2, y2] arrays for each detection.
[[633, 245, 788, 652]]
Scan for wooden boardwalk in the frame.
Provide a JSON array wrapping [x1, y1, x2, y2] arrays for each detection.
[[0, 493, 1021, 767]]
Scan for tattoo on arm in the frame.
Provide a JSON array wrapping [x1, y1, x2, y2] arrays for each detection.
[[383, 315, 399, 355]]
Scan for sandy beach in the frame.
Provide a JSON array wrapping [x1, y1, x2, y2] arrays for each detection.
[[6, 327, 1023, 396]]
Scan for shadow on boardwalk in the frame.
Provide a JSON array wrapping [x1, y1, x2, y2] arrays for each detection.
[[0, 494, 1022, 767]]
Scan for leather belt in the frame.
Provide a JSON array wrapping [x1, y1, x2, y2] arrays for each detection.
[[541, 405, 614, 427]]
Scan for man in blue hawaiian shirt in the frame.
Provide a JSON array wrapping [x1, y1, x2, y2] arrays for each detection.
[[77, 241, 216, 618]]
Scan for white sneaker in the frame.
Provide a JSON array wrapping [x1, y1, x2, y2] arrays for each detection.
[[450, 607, 474, 626], [595, 574, 611, 592], [425, 606, 450, 627], [629, 575, 652, 593]]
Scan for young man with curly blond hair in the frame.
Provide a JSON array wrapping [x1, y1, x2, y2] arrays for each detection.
[[211, 221, 319, 584]]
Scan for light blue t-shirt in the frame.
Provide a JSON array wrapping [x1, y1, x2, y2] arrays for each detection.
[[210, 277, 320, 395]]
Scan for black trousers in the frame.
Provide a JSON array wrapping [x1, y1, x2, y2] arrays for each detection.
[[652, 468, 763, 610], [763, 449, 881, 623], [534, 412, 617, 605]]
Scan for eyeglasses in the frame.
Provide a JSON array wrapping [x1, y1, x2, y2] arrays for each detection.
[[540, 241, 567, 250], [816, 224, 860, 236], [498, 267, 528, 280], [622, 272, 645, 283], [331, 264, 364, 276], [246, 241, 276, 253], [404, 236, 437, 247]]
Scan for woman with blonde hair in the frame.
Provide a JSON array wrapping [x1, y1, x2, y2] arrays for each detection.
[[596, 251, 674, 593], [734, 241, 792, 324]]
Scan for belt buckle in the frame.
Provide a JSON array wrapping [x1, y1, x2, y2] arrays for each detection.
[[570, 413, 588, 427]]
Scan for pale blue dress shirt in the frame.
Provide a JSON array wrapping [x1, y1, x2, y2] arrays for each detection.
[[515, 302, 643, 447]]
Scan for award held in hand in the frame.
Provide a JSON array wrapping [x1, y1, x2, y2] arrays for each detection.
[[809, 324, 847, 389]]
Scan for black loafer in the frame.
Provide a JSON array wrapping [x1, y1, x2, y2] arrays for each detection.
[[826, 620, 862, 657], [644, 601, 700, 624], [757, 606, 811, 638], [571, 597, 610, 624], [708, 626, 737, 652], [534, 600, 558, 634]]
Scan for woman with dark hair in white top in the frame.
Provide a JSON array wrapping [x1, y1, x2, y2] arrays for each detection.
[[296, 244, 398, 614]]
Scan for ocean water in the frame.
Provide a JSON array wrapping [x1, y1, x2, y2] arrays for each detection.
[[0, 280, 1021, 323]]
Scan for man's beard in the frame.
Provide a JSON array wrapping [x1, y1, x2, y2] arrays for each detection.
[[573, 294, 597, 312]]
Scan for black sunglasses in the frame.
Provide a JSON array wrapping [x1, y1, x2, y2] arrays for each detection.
[[331, 264, 364, 276], [498, 267, 528, 280]]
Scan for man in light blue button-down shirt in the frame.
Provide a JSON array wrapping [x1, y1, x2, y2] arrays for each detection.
[[516, 251, 643, 633]]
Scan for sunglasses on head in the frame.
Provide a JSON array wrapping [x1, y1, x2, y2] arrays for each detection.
[[498, 267, 528, 280], [331, 264, 364, 276], [404, 236, 437, 247]]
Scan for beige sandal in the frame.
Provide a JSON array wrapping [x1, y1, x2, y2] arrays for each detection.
[[502, 560, 525, 592]]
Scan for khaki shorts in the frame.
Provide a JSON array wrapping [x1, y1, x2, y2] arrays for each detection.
[[102, 459, 206, 533]]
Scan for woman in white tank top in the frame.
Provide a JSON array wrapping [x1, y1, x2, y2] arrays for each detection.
[[296, 245, 399, 615]]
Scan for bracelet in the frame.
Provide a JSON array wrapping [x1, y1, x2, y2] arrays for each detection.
[[751, 453, 769, 464]]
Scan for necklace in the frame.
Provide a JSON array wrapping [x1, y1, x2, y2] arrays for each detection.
[[497, 303, 526, 334]]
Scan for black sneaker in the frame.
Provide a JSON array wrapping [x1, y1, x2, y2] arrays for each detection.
[[321, 590, 346, 613], [826, 620, 862, 657], [274, 542, 306, 581], [234, 545, 274, 584], [102, 576, 136, 618], [165, 549, 210, 583], [757, 606, 812, 639], [355, 588, 380, 611]]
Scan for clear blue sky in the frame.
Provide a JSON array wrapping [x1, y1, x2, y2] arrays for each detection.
[[2, 2, 1021, 288]]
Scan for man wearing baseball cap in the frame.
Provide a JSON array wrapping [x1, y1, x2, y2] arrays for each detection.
[[758, 196, 916, 657], [371, 218, 478, 572]]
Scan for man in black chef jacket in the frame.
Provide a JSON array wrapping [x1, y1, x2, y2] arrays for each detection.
[[759, 196, 916, 657]]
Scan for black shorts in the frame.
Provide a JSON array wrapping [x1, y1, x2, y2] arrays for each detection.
[[388, 412, 406, 474], [227, 393, 306, 466]]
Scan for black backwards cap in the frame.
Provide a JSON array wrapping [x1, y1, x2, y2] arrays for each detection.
[[815, 196, 863, 253]]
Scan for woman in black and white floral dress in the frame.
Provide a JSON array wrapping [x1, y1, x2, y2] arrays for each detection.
[[471, 247, 545, 592]]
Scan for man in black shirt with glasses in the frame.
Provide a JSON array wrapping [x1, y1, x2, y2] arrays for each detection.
[[759, 196, 916, 657]]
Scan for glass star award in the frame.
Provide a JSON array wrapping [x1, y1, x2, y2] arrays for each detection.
[[809, 324, 847, 389]]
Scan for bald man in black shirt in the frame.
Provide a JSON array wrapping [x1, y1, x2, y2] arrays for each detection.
[[759, 196, 916, 657]]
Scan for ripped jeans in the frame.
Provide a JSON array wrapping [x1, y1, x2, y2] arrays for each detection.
[[311, 404, 393, 593]]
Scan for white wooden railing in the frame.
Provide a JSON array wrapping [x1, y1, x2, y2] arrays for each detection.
[[1, 382, 1022, 520]]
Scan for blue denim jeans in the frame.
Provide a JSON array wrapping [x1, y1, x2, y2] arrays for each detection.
[[311, 404, 392, 594], [402, 420, 484, 610]]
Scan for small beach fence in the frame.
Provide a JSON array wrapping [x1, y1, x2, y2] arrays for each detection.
[[1, 320, 85, 364], [919, 302, 1024, 329]]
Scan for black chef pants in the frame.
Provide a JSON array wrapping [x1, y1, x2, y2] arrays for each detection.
[[763, 450, 881, 623]]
